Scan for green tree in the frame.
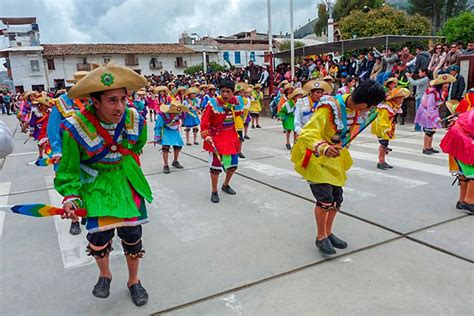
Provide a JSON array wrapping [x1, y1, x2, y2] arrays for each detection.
[[183, 61, 227, 76], [333, 0, 384, 20], [440, 11, 474, 44], [339, 5, 430, 39], [278, 40, 306, 63], [314, 3, 328, 37]]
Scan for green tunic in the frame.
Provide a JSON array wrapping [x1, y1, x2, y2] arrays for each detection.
[[278, 100, 296, 131], [54, 106, 152, 219]]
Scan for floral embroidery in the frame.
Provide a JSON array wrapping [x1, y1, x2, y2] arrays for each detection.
[[100, 73, 114, 87]]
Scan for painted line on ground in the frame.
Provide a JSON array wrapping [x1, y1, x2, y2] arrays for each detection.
[[351, 142, 448, 161], [355, 134, 445, 147], [44, 176, 122, 269], [8, 151, 39, 157], [349, 166, 428, 188], [350, 150, 450, 177], [0, 182, 11, 240]]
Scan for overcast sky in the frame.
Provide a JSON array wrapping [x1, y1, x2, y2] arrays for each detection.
[[1, 0, 319, 44]]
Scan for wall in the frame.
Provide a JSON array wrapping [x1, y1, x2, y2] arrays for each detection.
[[8, 49, 46, 91], [217, 49, 266, 67]]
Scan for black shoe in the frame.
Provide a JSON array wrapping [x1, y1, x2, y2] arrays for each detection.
[[456, 201, 464, 210], [194, 141, 199, 145], [315, 237, 336, 255], [211, 192, 220, 203], [256, 125, 261, 128], [383, 162, 393, 169], [286, 144, 292, 150], [460, 202, 474, 214], [171, 160, 184, 169], [186, 142, 192, 146], [163, 165, 171, 174], [429, 148, 439, 154], [328, 233, 348, 249], [422, 149, 433, 155], [221, 184, 236, 195], [81, 217, 87, 225], [92, 277, 111, 299], [244, 135, 250, 140], [69, 221, 81, 235], [251, 125, 255, 129], [128, 281, 148, 306], [377, 162, 388, 170], [400, 117, 405, 125], [239, 152, 246, 159]]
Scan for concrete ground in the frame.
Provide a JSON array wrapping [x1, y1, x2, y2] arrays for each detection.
[[0, 114, 472, 316]]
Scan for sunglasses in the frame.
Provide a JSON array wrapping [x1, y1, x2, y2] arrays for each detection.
[[451, 46, 456, 48], [436, 47, 442, 49]]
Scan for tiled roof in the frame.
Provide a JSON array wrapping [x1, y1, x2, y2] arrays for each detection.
[[42, 43, 196, 56]]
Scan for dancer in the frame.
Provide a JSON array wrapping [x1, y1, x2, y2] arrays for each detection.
[[233, 82, 249, 158], [250, 84, 263, 128], [371, 88, 411, 170], [56, 63, 152, 306], [294, 80, 333, 135], [200, 79, 241, 203], [291, 80, 385, 255], [278, 88, 306, 150], [154, 100, 188, 174], [29, 95, 51, 159], [182, 87, 201, 146], [414, 74, 456, 155]]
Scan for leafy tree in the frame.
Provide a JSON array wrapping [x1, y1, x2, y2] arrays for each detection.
[[339, 5, 430, 39], [278, 40, 306, 63], [440, 11, 474, 44], [408, 0, 470, 33], [333, 0, 384, 20], [184, 61, 227, 76], [314, 3, 328, 37]]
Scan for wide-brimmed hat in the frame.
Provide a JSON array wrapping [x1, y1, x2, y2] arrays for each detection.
[[254, 83, 262, 89], [23, 91, 39, 99], [234, 82, 250, 93], [386, 88, 411, 100], [185, 87, 200, 96], [288, 88, 307, 100], [154, 86, 170, 94], [175, 86, 186, 94], [384, 77, 398, 87], [445, 99, 460, 114], [302, 80, 333, 94], [282, 83, 294, 93], [207, 84, 216, 90], [200, 84, 208, 90], [33, 96, 52, 107], [430, 73, 456, 86], [160, 100, 190, 114], [278, 80, 289, 87], [136, 88, 147, 95], [68, 62, 147, 99], [167, 82, 176, 88], [66, 71, 89, 84], [322, 75, 335, 83]]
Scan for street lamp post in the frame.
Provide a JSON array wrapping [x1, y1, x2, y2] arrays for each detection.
[[290, 0, 295, 79], [192, 32, 207, 73]]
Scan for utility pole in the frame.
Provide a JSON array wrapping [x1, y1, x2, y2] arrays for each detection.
[[326, 0, 334, 43], [290, 0, 295, 79], [267, 0, 273, 95]]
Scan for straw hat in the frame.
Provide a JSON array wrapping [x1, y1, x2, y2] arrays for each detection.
[[33, 96, 53, 108], [282, 83, 294, 93], [302, 80, 332, 94], [23, 91, 39, 99], [279, 80, 289, 87], [184, 87, 200, 96], [234, 82, 250, 93], [136, 88, 147, 95], [160, 100, 190, 114], [200, 84, 208, 90], [175, 86, 186, 94], [154, 86, 170, 94], [67, 62, 147, 99], [445, 99, 460, 114], [254, 83, 262, 89], [66, 71, 89, 84], [430, 74, 456, 86], [288, 88, 307, 100], [322, 75, 335, 83], [386, 88, 411, 100], [167, 82, 176, 88], [207, 84, 216, 90], [384, 77, 398, 87]]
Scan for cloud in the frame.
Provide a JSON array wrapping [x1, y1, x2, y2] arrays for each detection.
[[1, 0, 319, 43]]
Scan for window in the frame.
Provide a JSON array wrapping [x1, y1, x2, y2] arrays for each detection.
[[223, 51, 230, 62], [250, 51, 256, 62], [125, 54, 139, 66], [8, 34, 15, 41], [234, 51, 241, 64], [47, 58, 55, 70], [149, 57, 162, 69], [31, 84, 45, 92], [103, 56, 111, 64], [30, 60, 40, 72], [82, 58, 87, 64], [54, 79, 65, 89], [175, 57, 187, 68]]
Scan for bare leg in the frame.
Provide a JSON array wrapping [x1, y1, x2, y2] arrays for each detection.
[[293, 131, 298, 144], [423, 135, 429, 150], [173, 148, 181, 162], [193, 130, 198, 143], [459, 176, 467, 202], [244, 125, 249, 137], [378, 145, 386, 163], [211, 172, 219, 192], [325, 209, 337, 235], [90, 244, 112, 279], [285, 131, 290, 145], [464, 181, 474, 204], [125, 253, 140, 287], [223, 169, 235, 186], [162, 150, 169, 166], [256, 116, 260, 126], [185, 130, 190, 144]]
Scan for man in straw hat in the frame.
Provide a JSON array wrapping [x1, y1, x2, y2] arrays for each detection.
[[29, 95, 52, 157], [415, 73, 456, 155], [55, 62, 152, 306], [154, 100, 188, 174], [291, 80, 385, 255], [47, 70, 91, 235], [278, 87, 307, 150], [294, 80, 333, 135], [200, 79, 241, 203], [371, 88, 411, 170]]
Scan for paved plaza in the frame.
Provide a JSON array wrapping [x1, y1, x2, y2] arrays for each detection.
[[0, 115, 472, 315]]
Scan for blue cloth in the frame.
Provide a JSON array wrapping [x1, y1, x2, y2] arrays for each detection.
[[183, 99, 200, 127], [47, 105, 64, 157], [415, 98, 422, 131], [154, 113, 184, 147]]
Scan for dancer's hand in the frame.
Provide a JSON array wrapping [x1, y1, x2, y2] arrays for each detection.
[[61, 202, 78, 221], [325, 145, 342, 158], [205, 136, 214, 145]]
